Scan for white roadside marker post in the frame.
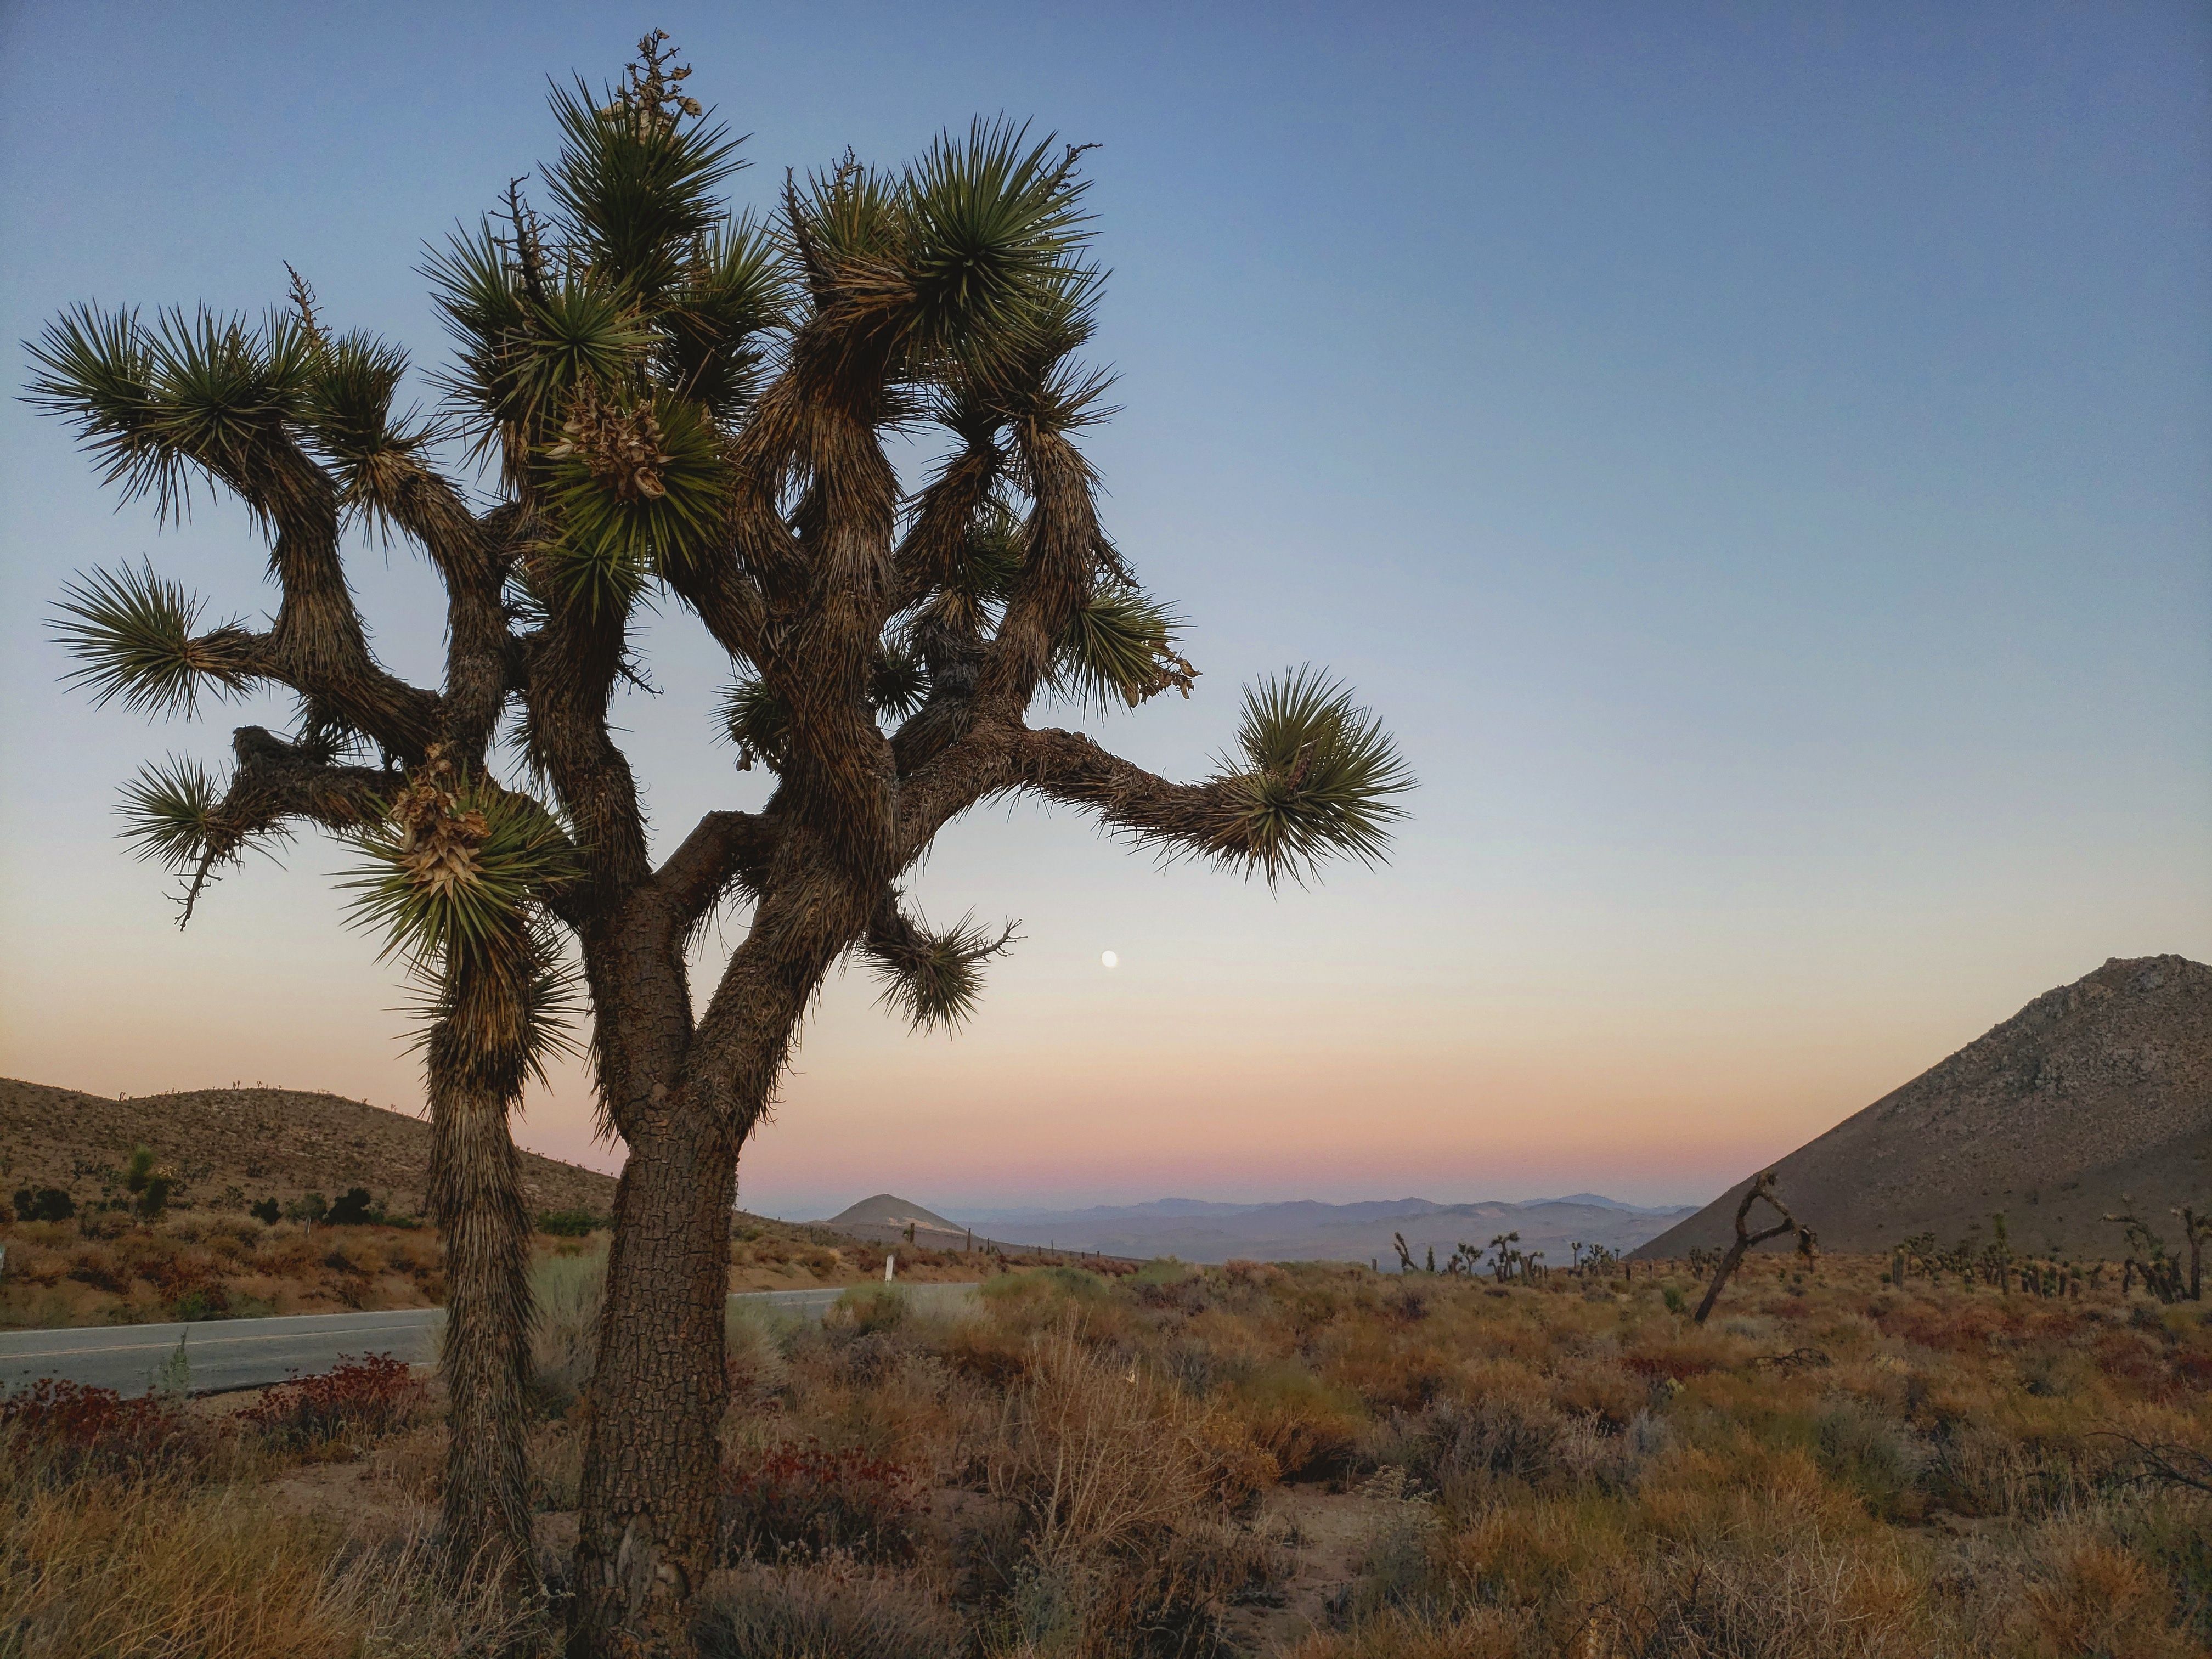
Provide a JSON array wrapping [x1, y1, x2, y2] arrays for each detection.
[[885, 1254, 895, 1283]]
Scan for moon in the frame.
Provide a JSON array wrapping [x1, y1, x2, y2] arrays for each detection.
[[1100, 950, 1119, 969]]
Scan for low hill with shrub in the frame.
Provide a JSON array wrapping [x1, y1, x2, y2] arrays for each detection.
[[0, 1077, 618, 1223]]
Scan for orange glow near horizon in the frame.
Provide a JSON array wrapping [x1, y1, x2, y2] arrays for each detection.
[[0, 905, 2145, 1216]]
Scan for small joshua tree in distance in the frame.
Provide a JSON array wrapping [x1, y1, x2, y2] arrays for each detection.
[[1691, 1169, 1814, 1324]]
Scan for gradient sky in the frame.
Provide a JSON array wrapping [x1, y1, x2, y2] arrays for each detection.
[[2, 2, 2207, 1218]]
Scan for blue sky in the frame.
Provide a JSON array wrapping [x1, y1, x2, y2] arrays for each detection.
[[2, 2, 2206, 1216]]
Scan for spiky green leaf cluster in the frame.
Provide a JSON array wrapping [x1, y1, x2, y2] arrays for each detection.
[[25, 306, 323, 522], [868, 646, 930, 721], [718, 675, 791, 771], [540, 390, 732, 616], [342, 782, 579, 972], [661, 213, 790, 415], [1051, 585, 1193, 711], [864, 910, 1016, 1033], [545, 76, 744, 301], [116, 755, 228, 871], [292, 330, 438, 520], [52, 563, 257, 716], [404, 915, 583, 1090], [426, 235, 663, 482], [1215, 669, 1414, 885], [898, 121, 1094, 384]]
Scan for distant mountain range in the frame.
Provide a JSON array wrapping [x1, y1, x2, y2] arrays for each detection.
[[819, 1191, 1696, 1266], [1640, 955, 2212, 1259]]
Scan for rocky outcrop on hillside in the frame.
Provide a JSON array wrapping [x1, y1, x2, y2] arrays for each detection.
[[1639, 956, 2212, 1259]]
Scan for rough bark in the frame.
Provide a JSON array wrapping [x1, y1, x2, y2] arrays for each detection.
[[568, 1110, 743, 1654], [426, 1041, 537, 1581]]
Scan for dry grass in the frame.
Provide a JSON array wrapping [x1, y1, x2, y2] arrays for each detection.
[[986, 1323, 1210, 1564], [3, 1254, 2207, 1656], [0, 1215, 447, 1327], [0, 1432, 544, 1658]]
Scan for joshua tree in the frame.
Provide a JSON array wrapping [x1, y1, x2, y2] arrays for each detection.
[[2174, 1205, 2209, 1302], [1391, 1232, 1420, 1274], [27, 36, 1408, 1647], [2106, 1202, 2191, 1304], [122, 1145, 173, 1221], [1691, 1170, 1814, 1324]]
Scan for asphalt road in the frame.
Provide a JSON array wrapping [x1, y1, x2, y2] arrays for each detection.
[[0, 1282, 979, 1397]]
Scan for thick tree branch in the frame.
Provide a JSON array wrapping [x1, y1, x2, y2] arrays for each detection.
[[381, 469, 524, 761], [1006, 725, 1245, 858], [890, 433, 1001, 609], [662, 552, 769, 669], [859, 889, 1014, 1032], [977, 424, 1097, 715], [165, 726, 397, 922], [251, 442, 442, 760], [221, 725, 396, 831], [654, 807, 782, 932]]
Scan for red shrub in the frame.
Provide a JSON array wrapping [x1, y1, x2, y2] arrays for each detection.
[[1, 1378, 196, 1478], [719, 1438, 923, 1564], [238, 1353, 425, 1449]]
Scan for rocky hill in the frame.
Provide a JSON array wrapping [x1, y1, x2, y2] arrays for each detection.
[[0, 1079, 617, 1218], [1638, 955, 2212, 1260]]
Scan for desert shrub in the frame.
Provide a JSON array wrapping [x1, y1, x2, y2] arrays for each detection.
[[1599, 1500, 1932, 1658], [324, 1187, 378, 1227], [170, 1285, 234, 1321], [1919, 1416, 2105, 1519], [320, 1235, 384, 1277], [64, 1243, 130, 1293], [1285, 1604, 1532, 1659], [691, 1565, 957, 1659], [719, 1437, 924, 1564], [529, 1249, 605, 1415], [943, 1316, 1034, 1388], [0, 1454, 546, 1659], [1342, 1487, 1449, 1624], [283, 1192, 328, 1224], [0, 1381, 198, 1481], [537, 1207, 603, 1238], [249, 1197, 280, 1224], [830, 1283, 912, 1335], [2120, 1498, 2212, 1646], [238, 1354, 425, 1452], [979, 1519, 1284, 1659], [1226, 1364, 1365, 1480], [725, 1302, 799, 1407], [1047, 1522, 1286, 1659], [12, 1186, 75, 1223], [1967, 1508, 2207, 1659], [1546, 1357, 1649, 1431], [1401, 1396, 1568, 1503], [988, 1326, 1210, 1564], [1814, 1397, 1928, 1520]]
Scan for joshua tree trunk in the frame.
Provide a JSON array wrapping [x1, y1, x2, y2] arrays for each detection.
[[569, 1113, 743, 1645], [427, 1046, 537, 1581]]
